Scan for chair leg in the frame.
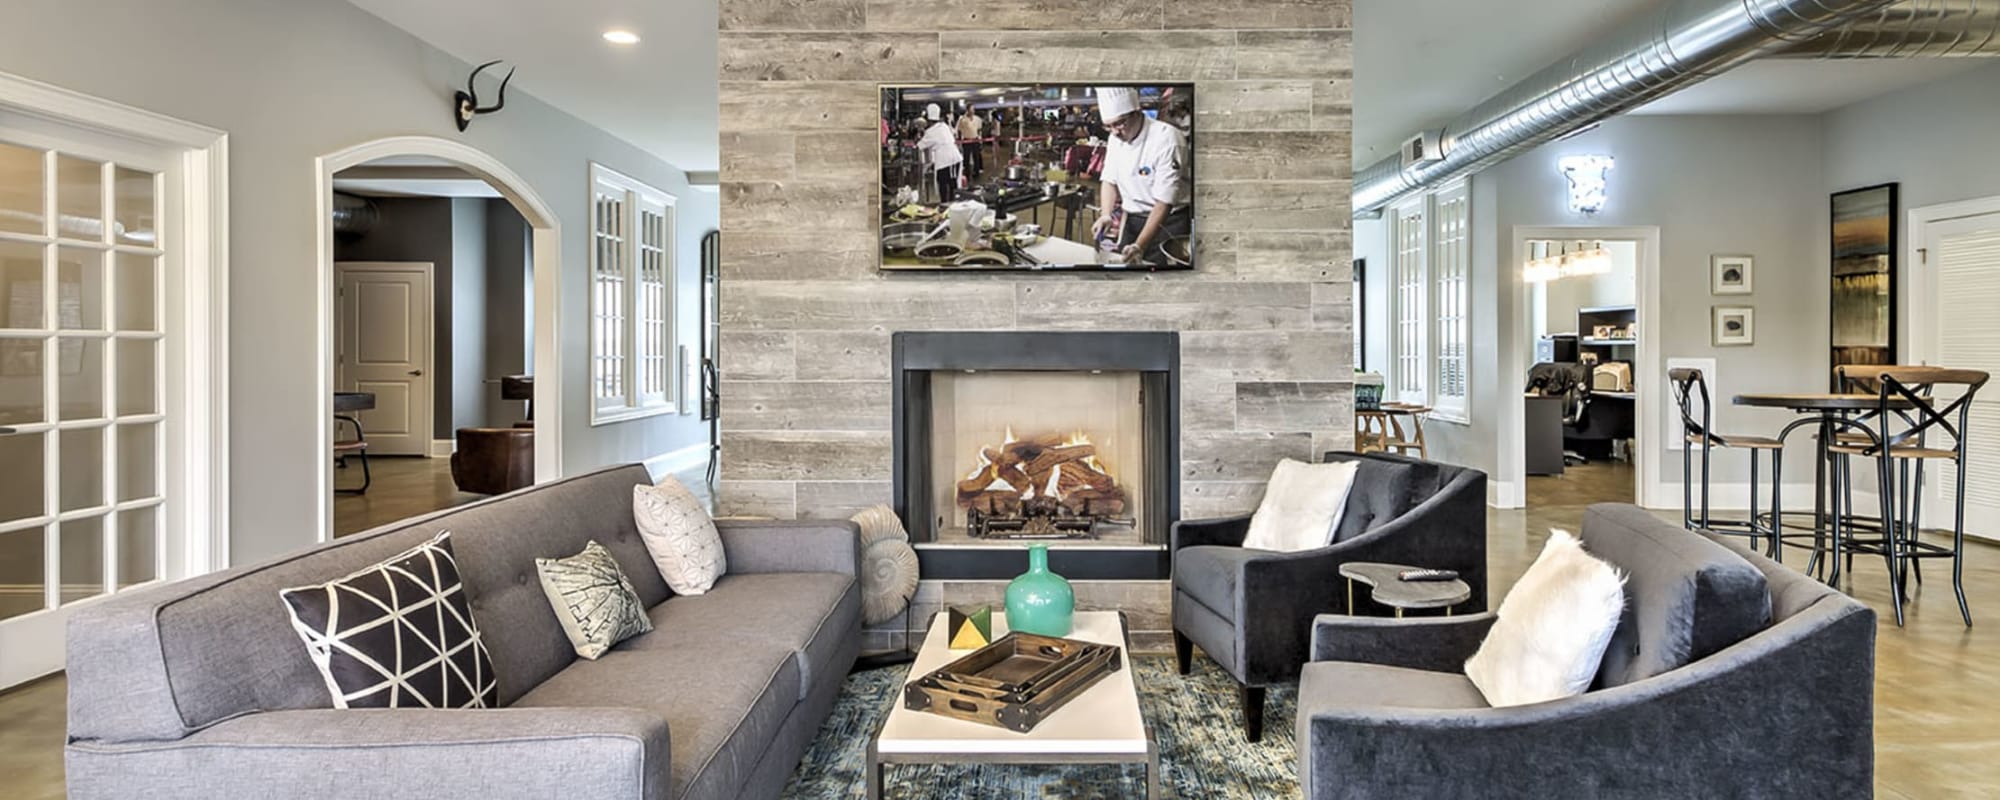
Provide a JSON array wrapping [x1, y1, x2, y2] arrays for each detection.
[[1173, 630, 1193, 676], [1748, 450, 1763, 553], [1768, 447, 1785, 562], [1240, 685, 1266, 743], [1878, 454, 1906, 627], [1953, 456, 1974, 627]]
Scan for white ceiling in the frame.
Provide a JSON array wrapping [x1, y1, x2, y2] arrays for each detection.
[[1354, 0, 1991, 167], [345, 0, 720, 173]]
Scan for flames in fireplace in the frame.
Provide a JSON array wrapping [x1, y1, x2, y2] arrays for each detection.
[[955, 428, 1129, 539]]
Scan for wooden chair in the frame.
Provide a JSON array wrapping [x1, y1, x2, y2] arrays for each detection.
[[1826, 365, 1987, 626], [1354, 405, 1428, 459], [1669, 368, 1782, 554]]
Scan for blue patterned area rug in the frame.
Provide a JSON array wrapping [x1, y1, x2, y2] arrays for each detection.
[[780, 655, 1300, 799]]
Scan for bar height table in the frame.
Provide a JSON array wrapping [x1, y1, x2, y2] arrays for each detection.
[[1732, 393, 1914, 582]]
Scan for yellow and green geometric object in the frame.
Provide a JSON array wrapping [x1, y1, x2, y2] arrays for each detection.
[[947, 605, 993, 650]]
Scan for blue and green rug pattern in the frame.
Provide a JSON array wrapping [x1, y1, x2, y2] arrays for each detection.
[[780, 656, 1299, 799]]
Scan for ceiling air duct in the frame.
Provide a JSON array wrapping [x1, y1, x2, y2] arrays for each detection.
[[331, 192, 378, 242], [1353, 0, 2000, 217]]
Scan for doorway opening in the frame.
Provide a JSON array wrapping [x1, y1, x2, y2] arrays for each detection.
[[1505, 226, 1661, 512], [315, 138, 561, 543]]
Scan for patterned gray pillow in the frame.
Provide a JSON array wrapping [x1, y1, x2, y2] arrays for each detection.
[[633, 479, 727, 595], [535, 540, 654, 660]]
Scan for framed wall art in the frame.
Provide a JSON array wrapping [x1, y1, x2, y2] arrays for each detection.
[[1710, 254, 1752, 295], [1829, 183, 1897, 371], [1713, 306, 1754, 347]]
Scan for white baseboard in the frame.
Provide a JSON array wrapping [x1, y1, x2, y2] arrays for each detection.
[[428, 439, 456, 458], [1488, 480, 1524, 509], [644, 444, 710, 482]]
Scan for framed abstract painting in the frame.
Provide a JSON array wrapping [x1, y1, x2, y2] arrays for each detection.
[[1829, 183, 1897, 374]]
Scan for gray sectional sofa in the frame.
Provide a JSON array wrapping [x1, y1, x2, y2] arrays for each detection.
[[64, 464, 861, 800], [1297, 503, 1875, 799]]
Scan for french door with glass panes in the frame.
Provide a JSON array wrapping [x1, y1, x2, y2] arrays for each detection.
[[0, 121, 180, 687]]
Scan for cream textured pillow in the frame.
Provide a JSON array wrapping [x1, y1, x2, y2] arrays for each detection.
[[1241, 459, 1360, 552], [632, 477, 727, 595], [1464, 529, 1626, 707], [536, 540, 653, 660]]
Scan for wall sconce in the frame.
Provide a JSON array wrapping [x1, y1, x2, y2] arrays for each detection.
[[1558, 155, 1615, 214]]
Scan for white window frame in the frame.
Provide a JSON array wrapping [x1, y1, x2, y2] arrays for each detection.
[[1429, 182, 1471, 423], [1389, 196, 1427, 405], [588, 163, 678, 425]]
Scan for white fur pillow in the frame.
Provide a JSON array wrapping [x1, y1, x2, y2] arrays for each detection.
[[632, 477, 726, 595], [1241, 459, 1360, 552], [1464, 529, 1625, 707]]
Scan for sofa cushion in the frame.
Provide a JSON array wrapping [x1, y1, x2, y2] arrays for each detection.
[[634, 572, 858, 703], [633, 479, 727, 595], [1323, 453, 1439, 542], [1299, 661, 1490, 711], [1580, 504, 1773, 689], [1243, 459, 1359, 552], [512, 639, 799, 800], [536, 540, 654, 660], [1175, 545, 1263, 622], [1464, 530, 1626, 708], [278, 532, 500, 710]]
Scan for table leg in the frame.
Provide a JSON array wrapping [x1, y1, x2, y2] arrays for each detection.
[[1395, 607, 1404, 619], [1346, 578, 1353, 615]]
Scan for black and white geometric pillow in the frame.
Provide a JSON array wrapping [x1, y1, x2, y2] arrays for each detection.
[[536, 540, 654, 660], [279, 531, 499, 709]]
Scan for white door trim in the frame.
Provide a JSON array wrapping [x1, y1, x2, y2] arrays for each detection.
[[1906, 195, 2000, 543], [1501, 225, 1663, 509], [314, 136, 563, 544], [335, 261, 436, 457], [0, 70, 229, 576]]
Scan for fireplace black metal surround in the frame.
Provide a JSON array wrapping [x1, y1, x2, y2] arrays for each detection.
[[893, 331, 1179, 580]]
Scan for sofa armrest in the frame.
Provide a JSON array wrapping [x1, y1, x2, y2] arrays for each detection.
[[1308, 612, 1496, 671], [1171, 514, 1252, 552], [715, 519, 860, 576], [66, 707, 670, 800]]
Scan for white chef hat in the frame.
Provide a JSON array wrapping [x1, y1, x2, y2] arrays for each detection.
[[925, 103, 941, 121], [1096, 87, 1140, 120]]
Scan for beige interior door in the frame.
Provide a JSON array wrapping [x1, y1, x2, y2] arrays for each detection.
[[335, 262, 432, 456], [1926, 212, 2000, 542]]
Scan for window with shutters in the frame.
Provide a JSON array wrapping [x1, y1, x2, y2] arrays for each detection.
[[1430, 183, 1471, 422], [1390, 197, 1427, 404], [589, 163, 678, 424]]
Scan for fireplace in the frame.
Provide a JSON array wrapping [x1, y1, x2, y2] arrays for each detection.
[[893, 332, 1178, 580]]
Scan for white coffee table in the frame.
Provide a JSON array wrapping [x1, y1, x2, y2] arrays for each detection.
[[867, 611, 1158, 799]]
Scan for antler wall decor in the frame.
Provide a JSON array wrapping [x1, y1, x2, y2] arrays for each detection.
[[453, 60, 515, 132]]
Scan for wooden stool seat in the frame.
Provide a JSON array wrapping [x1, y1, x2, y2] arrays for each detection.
[[1688, 433, 1783, 450], [1827, 443, 1959, 460]]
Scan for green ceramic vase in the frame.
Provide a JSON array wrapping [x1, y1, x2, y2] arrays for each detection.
[[1005, 543, 1074, 637]]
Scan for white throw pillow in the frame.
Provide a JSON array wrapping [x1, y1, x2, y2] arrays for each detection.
[[1464, 529, 1626, 707], [1241, 459, 1360, 552], [632, 477, 726, 595]]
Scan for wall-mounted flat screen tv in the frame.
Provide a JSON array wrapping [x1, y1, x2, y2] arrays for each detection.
[[880, 83, 1195, 272]]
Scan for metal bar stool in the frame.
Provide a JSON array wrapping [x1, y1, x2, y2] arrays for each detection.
[[1670, 368, 1782, 554], [1827, 366, 1987, 627]]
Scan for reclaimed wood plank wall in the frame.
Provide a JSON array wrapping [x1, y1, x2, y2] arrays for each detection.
[[717, 0, 1355, 544]]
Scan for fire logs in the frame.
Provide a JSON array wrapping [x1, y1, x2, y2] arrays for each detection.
[[956, 432, 1126, 520]]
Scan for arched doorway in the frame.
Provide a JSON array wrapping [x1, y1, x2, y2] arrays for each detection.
[[312, 136, 562, 543]]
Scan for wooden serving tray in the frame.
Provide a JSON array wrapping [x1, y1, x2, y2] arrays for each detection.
[[903, 632, 1123, 733]]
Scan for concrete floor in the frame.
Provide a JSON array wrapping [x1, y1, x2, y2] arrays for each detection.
[[3, 458, 1993, 798]]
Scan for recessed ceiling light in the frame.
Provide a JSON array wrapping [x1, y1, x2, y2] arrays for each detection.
[[603, 29, 640, 45]]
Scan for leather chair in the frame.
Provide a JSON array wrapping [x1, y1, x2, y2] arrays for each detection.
[[1171, 451, 1488, 741], [450, 427, 534, 495]]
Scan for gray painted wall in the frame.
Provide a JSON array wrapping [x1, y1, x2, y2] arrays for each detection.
[[483, 199, 532, 427], [0, 0, 714, 564], [1434, 115, 1831, 493], [1823, 61, 2000, 367]]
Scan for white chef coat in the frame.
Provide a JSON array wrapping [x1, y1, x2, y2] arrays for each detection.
[[1100, 116, 1189, 214], [918, 121, 963, 172]]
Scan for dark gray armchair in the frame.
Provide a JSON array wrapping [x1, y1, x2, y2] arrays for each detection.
[[1296, 504, 1876, 799], [1171, 452, 1487, 741]]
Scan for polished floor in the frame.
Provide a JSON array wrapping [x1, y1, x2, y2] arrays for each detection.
[[332, 455, 485, 537], [3, 464, 1994, 797]]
